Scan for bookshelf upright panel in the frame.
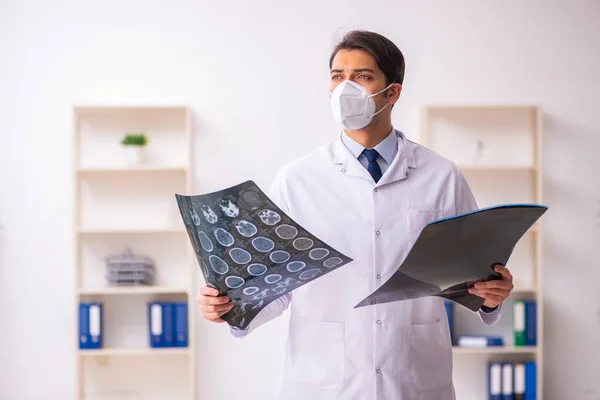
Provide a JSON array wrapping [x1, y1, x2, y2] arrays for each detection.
[[73, 105, 196, 400], [421, 105, 544, 400]]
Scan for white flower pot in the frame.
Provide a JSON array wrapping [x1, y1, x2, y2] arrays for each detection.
[[123, 145, 146, 166]]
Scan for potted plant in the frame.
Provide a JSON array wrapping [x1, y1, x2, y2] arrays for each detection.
[[121, 133, 148, 165]]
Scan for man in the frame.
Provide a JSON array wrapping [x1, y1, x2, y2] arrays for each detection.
[[198, 30, 514, 400]]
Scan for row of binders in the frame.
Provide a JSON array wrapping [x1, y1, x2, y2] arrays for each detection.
[[78, 302, 189, 349], [444, 299, 537, 348], [149, 302, 188, 348], [489, 361, 536, 399]]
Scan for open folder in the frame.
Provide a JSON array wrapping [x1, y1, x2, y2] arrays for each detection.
[[355, 204, 548, 311]]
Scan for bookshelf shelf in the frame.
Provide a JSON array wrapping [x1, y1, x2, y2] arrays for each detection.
[[78, 228, 187, 235], [78, 348, 191, 357], [512, 284, 538, 294], [422, 104, 543, 400], [77, 166, 188, 173], [78, 286, 191, 296], [458, 165, 536, 172], [453, 346, 538, 355], [73, 105, 195, 400]]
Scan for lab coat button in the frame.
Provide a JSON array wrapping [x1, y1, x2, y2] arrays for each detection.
[[374, 187, 378, 192], [376, 320, 381, 325], [376, 369, 381, 374], [341, 168, 346, 173], [375, 231, 380, 236], [376, 274, 381, 279]]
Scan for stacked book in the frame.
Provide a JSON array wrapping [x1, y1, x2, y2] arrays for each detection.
[[105, 247, 155, 286]]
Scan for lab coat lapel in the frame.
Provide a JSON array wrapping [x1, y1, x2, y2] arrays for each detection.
[[376, 132, 417, 187], [330, 130, 417, 185], [331, 137, 374, 182]]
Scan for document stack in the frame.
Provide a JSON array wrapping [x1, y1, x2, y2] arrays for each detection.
[[105, 248, 155, 286], [148, 302, 188, 348], [488, 361, 537, 399]]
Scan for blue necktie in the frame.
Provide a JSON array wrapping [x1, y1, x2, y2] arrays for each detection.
[[363, 149, 382, 183]]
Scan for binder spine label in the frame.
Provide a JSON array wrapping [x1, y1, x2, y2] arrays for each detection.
[[490, 363, 501, 394], [514, 301, 525, 346], [149, 302, 164, 348], [89, 305, 100, 341]]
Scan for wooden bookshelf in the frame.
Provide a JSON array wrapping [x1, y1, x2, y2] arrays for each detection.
[[73, 105, 196, 400], [421, 104, 543, 400]]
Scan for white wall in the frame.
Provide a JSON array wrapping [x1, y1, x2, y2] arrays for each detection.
[[1, 0, 599, 399]]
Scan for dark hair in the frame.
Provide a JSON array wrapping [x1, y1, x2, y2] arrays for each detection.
[[329, 30, 405, 85]]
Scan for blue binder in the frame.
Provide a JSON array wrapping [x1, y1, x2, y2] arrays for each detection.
[[457, 335, 503, 348], [525, 361, 537, 400], [148, 302, 164, 348], [525, 301, 537, 346], [162, 302, 175, 347], [79, 302, 102, 349], [488, 362, 502, 400], [502, 363, 514, 400], [174, 302, 189, 347]]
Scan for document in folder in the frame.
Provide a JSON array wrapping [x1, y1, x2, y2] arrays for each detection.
[[175, 180, 353, 329], [355, 204, 548, 311]]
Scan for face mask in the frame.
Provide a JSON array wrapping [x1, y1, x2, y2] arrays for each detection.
[[330, 80, 393, 130]]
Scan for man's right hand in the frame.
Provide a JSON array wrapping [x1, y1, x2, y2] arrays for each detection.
[[197, 286, 234, 323]]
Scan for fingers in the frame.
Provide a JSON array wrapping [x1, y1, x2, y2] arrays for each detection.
[[202, 311, 229, 323], [473, 279, 514, 291], [469, 287, 507, 298], [198, 293, 231, 306], [470, 290, 504, 305], [197, 287, 231, 306], [197, 286, 234, 323], [493, 264, 513, 281], [200, 303, 234, 322], [200, 286, 220, 296]]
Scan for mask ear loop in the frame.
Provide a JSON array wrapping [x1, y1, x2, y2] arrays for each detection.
[[369, 83, 394, 117], [368, 83, 394, 98]]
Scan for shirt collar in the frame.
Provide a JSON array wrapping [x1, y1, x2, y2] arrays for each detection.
[[341, 127, 398, 165]]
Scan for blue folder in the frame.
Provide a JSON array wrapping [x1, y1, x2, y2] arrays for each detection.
[[174, 302, 189, 347], [525, 361, 536, 400], [489, 362, 502, 400], [79, 302, 103, 349], [525, 301, 537, 346], [148, 302, 164, 348], [148, 302, 187, 348]]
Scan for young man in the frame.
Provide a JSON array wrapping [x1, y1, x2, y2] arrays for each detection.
[[198, 30, 514, 400]]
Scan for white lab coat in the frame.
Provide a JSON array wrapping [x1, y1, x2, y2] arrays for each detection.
[[232, 130, 501, 400]]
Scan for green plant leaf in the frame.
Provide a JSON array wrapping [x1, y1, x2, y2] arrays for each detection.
[[121, 133, 148, 146]]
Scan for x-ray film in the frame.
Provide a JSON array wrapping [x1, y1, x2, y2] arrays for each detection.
[[356, 204, 548, 311], [176, 180, 353, 329]]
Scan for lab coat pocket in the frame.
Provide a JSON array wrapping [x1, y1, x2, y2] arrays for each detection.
[[407, 209, 443, 245], [288, 315, 345, 389], [409, 318, 453, 392]]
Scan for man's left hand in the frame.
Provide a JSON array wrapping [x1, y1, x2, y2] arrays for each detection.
[[468, 264, 514, 308]]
